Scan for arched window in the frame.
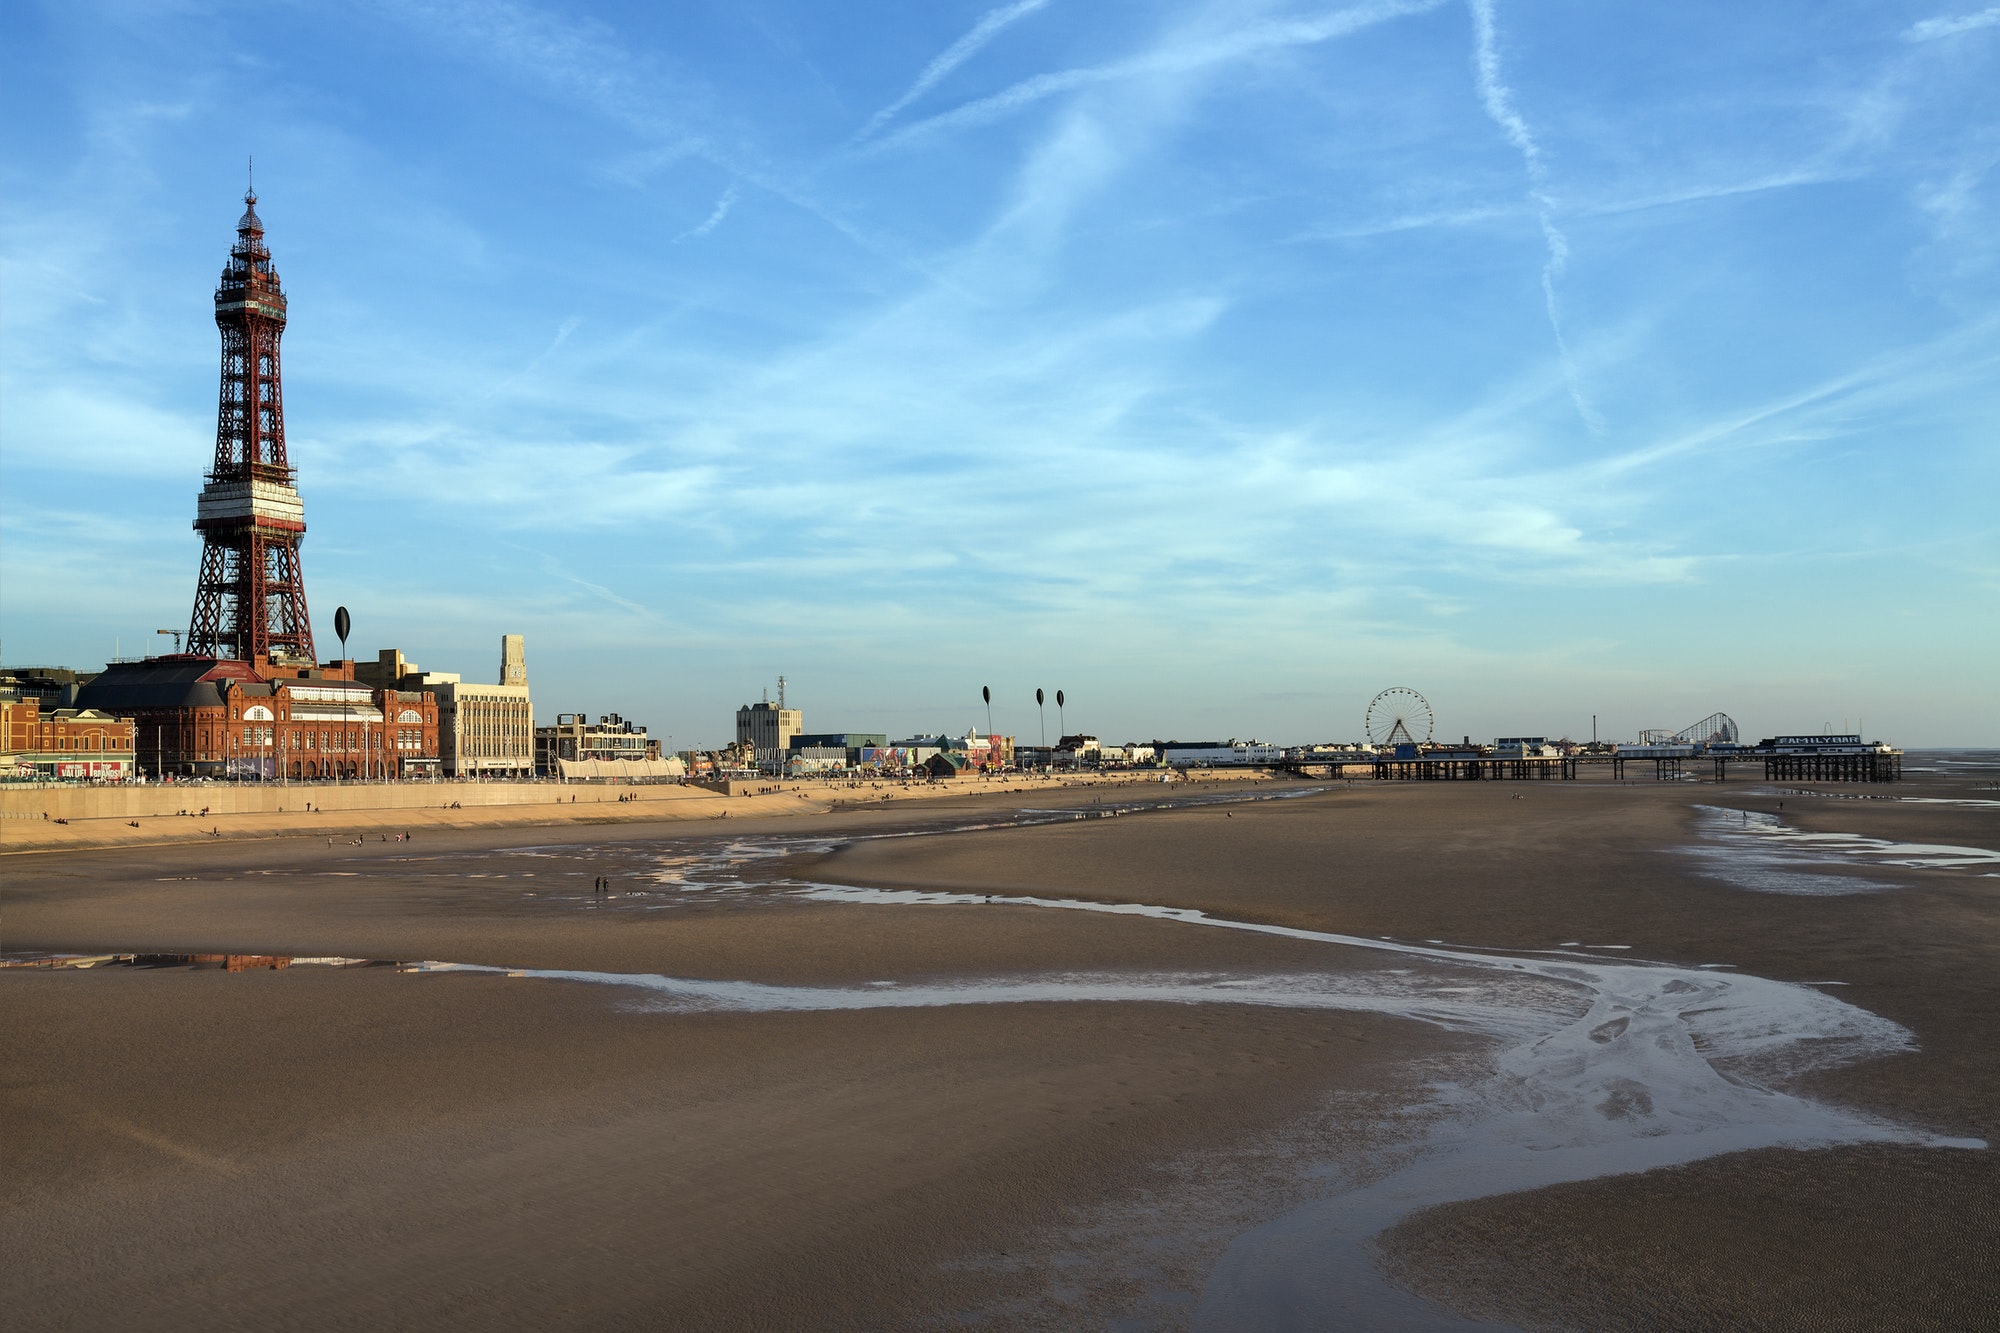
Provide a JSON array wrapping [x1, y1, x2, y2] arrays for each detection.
[[398, 709, 424, 723], [244, 705, 275, 722]]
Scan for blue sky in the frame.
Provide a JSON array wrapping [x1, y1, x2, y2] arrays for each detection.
[[3, 0, 1995, 748]]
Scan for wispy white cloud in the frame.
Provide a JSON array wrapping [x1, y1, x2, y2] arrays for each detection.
[[1902, 7, 2000, 41], [1592, 314, 2000, 479], [675, 184, 739, 241], [1289, 201, 1524, 241], [520, 544, 670, 623], [484, 316, 585, 397], [860, 0, 1448, 156], [851, 0, 1053, 144], [1578, 168, 1844, 216], [1467, 0, 1601, 438], [384, 0, 962, 289], [0, 385, 210, 479], [0, 504, 192, 638], [1917, 163, 1986, 229], [1291, 165, 1848, 246], [1912, 156, 2000, 281], [1467, 2, 1541, 172]]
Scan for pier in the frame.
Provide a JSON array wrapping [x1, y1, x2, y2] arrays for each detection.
[[1280, 748, 1902, 784], [1753, 751, 1901, 782], [1281, 755, 1580, 781], [1369, 756, 1578, 781]]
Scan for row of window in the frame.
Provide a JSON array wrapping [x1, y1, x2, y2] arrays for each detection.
[[231, 704, 432, 723], [26, 734, 127, 751], [233, 728, 427, 751]]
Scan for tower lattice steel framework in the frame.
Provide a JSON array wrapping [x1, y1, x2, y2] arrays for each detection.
[[187, 190, 315, 662]]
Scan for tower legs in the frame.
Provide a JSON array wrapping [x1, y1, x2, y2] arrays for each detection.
[[187, 529, 313, 661]]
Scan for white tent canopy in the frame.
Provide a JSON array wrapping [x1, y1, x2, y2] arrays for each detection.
[[558, 757, 686, 781]]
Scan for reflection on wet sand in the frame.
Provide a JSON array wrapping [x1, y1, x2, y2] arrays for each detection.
[[1, 953, 385, 972], [1682, 804, 2000, 895]]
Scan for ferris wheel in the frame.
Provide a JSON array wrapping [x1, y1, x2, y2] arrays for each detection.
[[1365, 687, 1434, 748]]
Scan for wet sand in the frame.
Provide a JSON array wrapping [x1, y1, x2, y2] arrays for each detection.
[[4, 769, 1996, 1328], [813, 775, 2000, 1328], [1377, 1143, 1999, 1332]]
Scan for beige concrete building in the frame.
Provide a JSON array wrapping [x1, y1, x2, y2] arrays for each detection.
[[736, 697, 802, 771], [355, 637, 534, 778], [435, 681, 534, 777]]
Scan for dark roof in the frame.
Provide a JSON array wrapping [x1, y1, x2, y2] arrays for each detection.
[[790, 732, 888, 749], [74, 657, 264, 712]]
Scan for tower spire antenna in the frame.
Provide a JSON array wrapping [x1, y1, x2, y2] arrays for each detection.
[[247, 154, 254, 200], [187, 186, 312, 663]]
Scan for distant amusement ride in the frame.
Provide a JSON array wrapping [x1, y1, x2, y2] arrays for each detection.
[[1364, 687, 1434, 748]]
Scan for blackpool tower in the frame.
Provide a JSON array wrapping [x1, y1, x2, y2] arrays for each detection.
[[187, 189, 315, 662]]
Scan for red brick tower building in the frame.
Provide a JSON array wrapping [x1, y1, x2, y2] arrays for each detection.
[[187, 190, 314, 662], [74, 190, 445, 779]]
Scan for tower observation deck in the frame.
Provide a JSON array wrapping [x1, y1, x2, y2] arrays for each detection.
[[187, 190, 315, 662]]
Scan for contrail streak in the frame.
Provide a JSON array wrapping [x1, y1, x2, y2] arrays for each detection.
[[860, 0, 1447, 157], [675, 184, 738, 241], [852, 0, 1053, 145], [1469, 0, 1603, 437]]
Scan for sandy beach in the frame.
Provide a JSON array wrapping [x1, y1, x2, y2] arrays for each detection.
[[0, 768, 1204, 855], [4, 761, 1996, 1329]]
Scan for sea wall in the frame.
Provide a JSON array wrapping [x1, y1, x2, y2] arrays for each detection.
[[0, 779, 703, 822]]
